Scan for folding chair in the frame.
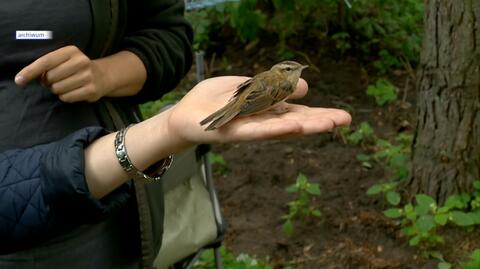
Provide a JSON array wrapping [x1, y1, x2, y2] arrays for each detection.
[[153, 144, 227, 269]]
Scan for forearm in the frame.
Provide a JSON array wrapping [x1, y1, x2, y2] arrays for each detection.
[[84, 108, 192, 199], [93, 50, 147, 98]]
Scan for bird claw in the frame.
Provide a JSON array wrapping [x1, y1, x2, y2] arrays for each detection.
[[269, 103, 289, 114]]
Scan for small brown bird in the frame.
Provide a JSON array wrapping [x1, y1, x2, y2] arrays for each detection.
[[200, 61, 308, 131]]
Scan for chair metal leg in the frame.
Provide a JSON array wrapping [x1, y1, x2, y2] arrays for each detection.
[[214, 247, 224, 269]]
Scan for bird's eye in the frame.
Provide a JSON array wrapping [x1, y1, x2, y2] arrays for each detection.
[[285, 67, 292, 71]]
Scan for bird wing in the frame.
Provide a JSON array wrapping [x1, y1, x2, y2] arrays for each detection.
[[231, 78, 253, 99], [237, 73, 294, 115], [269, 78, 294, 101]]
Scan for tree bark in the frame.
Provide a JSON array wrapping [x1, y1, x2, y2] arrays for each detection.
[[408, 0, 480, 204]]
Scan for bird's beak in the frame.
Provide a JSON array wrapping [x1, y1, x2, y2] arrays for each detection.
[[301, 65, 309, 70]]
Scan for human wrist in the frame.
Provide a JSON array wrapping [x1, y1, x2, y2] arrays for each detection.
[[124, 108, 193, 172], [153, 108, 195, 154], [91, 59, 111, 98], [95, 51, 146, 98]]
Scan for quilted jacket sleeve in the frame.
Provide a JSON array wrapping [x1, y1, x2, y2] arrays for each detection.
[[0, 127, 131, 250]]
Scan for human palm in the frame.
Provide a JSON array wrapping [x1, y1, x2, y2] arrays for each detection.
[[166, 76, 352, 145]]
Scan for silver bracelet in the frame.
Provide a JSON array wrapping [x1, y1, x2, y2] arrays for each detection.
[[114, 124, 173, 183]]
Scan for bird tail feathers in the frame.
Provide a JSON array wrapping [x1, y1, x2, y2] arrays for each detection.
[[200, 105, 239, 131]]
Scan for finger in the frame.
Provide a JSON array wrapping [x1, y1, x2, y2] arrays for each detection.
[[287, 105, 352, 126], [301, 118, 337, 134], [15, 46, 77, 86], [270, 106, 352, 134], [270, 110, 348, 135], [44, 53, 89, 85], [304, 111, 351, 133], [288, 79, 308, 100], [51, 70, 90, 95], [321, 109, 352, 127], [58, 86, 98, 103], [256, 120, 303, 140], [219, 118, 303, 142]]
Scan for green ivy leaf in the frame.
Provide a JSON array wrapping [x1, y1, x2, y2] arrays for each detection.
[[389, 154, 407, 170], [415, 215, 435, 233], [356, 153, 371, 162], [386, 191, 401, 206], [473, 180, 480, 190], [384, 182, 398, 191], [367, 184, 383, 195], [306, 184, 321, 196], [450, 211, 474, 227], [404, 204, 417, 220], [209, 153, 226, 165], [366, 79, 397, 106], [347, 132, 363, 145], [460, 193, 472, 204], [402, 226, 416, 236], [285, 184, 298, 193], [463, 249, 480, 269], [444, 195, 460, 209], [438, 262, 452, 269], [282, 220, 294, 237], [445, 194, 469, 209], [311, 209, 322, 217], [414, 203, 430, 216], [416, 194, 436, 208], [361, 161, 373, 169], [409, 235, 421, 246], [384, 208, 403, 218], [428, 250, 445, 261], [468, 210, 480, 225], [404, 203, 414, 213], [434, 213, 449, 226], [415, 194, 435, 215], [437, 206, 450, 214], [296, 173, 308, 186], [471, 197, 480, 209], [359, 122, 375, 137]]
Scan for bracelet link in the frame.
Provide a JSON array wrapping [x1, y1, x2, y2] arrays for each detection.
[[114, 124, 173, 183]]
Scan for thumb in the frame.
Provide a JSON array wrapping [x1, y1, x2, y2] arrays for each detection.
[[288, 79, 308, 100]]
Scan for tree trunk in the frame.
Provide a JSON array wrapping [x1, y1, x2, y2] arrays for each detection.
[[408, 0, 480, 204]]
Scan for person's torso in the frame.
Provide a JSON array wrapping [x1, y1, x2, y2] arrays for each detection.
[[0, 2, 141, 267]]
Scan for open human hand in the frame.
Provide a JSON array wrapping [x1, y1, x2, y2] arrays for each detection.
[[15, 45, 106, 103], [164, 76, 352, 145]]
